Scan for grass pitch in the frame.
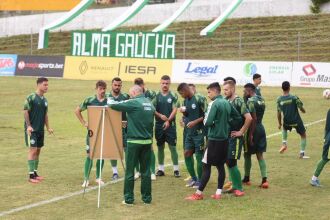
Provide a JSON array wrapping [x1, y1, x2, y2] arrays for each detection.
[[0, 76, 329, 220]]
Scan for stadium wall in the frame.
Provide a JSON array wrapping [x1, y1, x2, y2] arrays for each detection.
[[1, 54, 330, 88], [1, 0, 330, 38]]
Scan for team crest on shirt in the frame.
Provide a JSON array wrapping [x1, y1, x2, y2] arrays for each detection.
[[167, 98, 172, 103], [192, 104, 196, 109], [30, 139, 36, 145]]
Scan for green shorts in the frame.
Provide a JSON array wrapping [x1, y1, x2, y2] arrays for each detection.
[[184, 130, 204, 153], [25, 131, 44, 148], [228, 137, 243, 160], [283, 120, 306, 135], [155, 123, 177, 146], [322, 132, 330, 161], [244, 123, 267, 154]]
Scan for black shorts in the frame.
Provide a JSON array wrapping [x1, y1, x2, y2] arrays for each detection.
[[25, 131, 44, 148], [322, 132, 330, 161], [283, 120, 306, 135], [202, 139, 228, 166], [155, 124, 177, 146]]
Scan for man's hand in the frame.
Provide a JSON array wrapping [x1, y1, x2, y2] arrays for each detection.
[[26, 126, 34, 136], [160, 114, 168, 121], [163, 121, 170, 130], [83, 121, 88, 128], [231, 130, 243, 138], [47, 128, 54, 135], [122, 121, 128, 128], [186, 120, 197, 128], [179, 118, 185, 128], [179, 106, 186, 113], [278, 123, 282, 130]]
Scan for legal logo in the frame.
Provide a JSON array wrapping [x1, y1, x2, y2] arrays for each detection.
[[185, 62, 218, 77]]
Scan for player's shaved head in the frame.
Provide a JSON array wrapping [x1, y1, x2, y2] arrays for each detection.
[[129, 85, 143, 97]]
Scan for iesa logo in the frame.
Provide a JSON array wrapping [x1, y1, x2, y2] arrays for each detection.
[[244, 63, 257, 77], [302, 64, 316, 76]]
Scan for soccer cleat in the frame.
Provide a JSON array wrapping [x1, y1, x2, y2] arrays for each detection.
[[223, 181, 232, 190], [279, 145, 288, 153], [185, 179, 196, 187], [210, 194, 221, 200], [192, 180, 201, 189], [151, 173, 157, 181], [259, 181, 269, 189], [156, 170, 165, 176], [112, 173, 119, 181], [233, 190, 245, 197], [81, 180, 89, 188], [174, 170, 181, 178], [28, 178, 40, 184], [35, 175, 44, 181], [242, 177, 251, 186], [134, 172, 141, 180], [95, 178, 105, 185], [121, 201, 134, 206], [185, 193, 203, 201], [299, 152, 310, 159], [184, 176, 192, 182], [310, 179, 321, 187]]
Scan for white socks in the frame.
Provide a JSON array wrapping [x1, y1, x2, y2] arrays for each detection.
[[173, 165, 179, 171], [159, 165, 165, 171], [216, 189, 222, 195], [112, 167, 118, 174], [196, 190, 203, 195], [312, 176, 318, 181]]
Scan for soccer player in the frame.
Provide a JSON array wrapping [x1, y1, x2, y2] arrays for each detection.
[[107, 77, 129, 180], [242, 83, 269, 188], [153, 75, 180, 177], [108, 85, 155, 205], [133, 78, 157, 180], [177, 83, 207, 188], [24, 77, 53, 183], [223, 80, 252, 196], [253, 73, 262, 96], [310, 108, 330, 187], [185, 82, 231, 200], [277, 81, 308, 159], [75, 80, 107, 187]]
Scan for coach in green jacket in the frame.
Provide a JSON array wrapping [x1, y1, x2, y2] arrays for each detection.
[[108, 85, 155, 205]]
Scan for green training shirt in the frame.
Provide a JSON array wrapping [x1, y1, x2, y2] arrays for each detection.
[[325, 109, 330, 137], [255, 86, 261, 97], [107, 92, 129, 120], [247, 95, 266, 124], [145, 89, 156, 101], [277, 94, 303, 125], [108, 94, 155, 143], [228, 96, 249, 127], [204, 95, 231, 141], [23, 93, 48, 132], [182, 93, 207, 135], [153, 91, 180, 125], [79, 95, 108, 111]]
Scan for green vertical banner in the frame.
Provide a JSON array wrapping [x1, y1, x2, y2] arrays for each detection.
[[71, 31, 176, 59]]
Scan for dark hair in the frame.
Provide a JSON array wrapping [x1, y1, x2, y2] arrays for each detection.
[[188, 83, 195, 87], [253, 73, 261, 80], [134, 77, 144, 86], [244, 83, 256, 91], [96, 80, 107, 88], [177, 83, 189, 92], [223, 77, 236, 84], [36, 77, 48, 84], [161, 75, 171, 81], [112, 77, 122, 83], [207, 82, 221, 93], [282, 81, 290, 91]]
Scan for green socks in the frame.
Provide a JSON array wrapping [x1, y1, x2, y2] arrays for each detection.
[[96, 159, 104, 179], [157, 144, 165, 165], [169, 145, 179, 166], [282, 130, 288, 144], [28, 160, 35, 174], [229, 166, 243, 191], [150, 151, 156, 174], [314, 159, 329, 177], [258, 159, 267, 178], [184, 156, 196, 179], [300, 138, 307, 152], [244, 153, 252, 177], [84, 157, 93, 180], [195, 152, 203, 180]]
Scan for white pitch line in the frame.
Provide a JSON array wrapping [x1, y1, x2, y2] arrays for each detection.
[[0, 118, 326, 217]]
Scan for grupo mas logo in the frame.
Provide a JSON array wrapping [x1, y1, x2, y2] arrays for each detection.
[[0, 57, 15, 69], [185, 62, 218, 77], [300, 64, 330, 84], [302, 64, 316, 76], [244, 63, 257, 77]]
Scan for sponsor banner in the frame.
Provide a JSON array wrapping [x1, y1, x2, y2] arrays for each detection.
[[71, 31, 176, 59], [172, 60, 292, 86], [292, 62, 330, 88], [0, 0, 80, 11], [0, 54, 17, 76], [15, 55, 65, 77], [63, 56, 172, 83]]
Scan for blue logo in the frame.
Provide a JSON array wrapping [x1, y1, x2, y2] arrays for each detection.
[[185, 62, 218, 77]]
